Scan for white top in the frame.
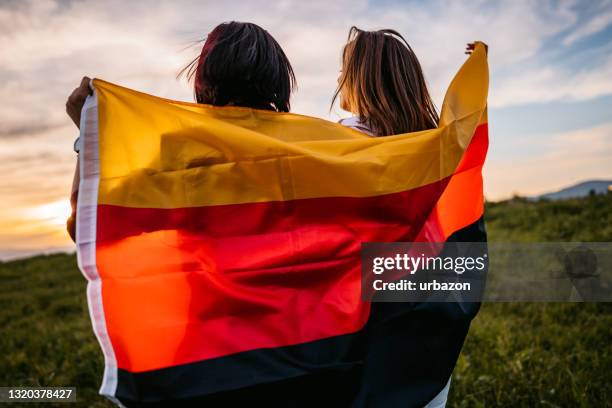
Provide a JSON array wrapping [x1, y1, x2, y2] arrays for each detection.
[[338, 116, 375, 136]]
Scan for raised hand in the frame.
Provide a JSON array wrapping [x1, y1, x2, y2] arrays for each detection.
[[465, 42, 488, 55], [66, 76, 93, 128]]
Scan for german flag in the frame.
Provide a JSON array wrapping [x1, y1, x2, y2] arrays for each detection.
[[76, 43, 488, 407]]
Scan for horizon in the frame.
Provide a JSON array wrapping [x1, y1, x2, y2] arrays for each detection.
[[1, 0, 611, 259], [2, 181, 609, 262]]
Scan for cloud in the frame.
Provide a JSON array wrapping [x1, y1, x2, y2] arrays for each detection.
[[1, 0, 611, 258], [491, 50, 612, 107], [1, 0, 608, 131], [562, 3, 612, 45], [0, 0, 204, 138], [485, 122, 612, 199]]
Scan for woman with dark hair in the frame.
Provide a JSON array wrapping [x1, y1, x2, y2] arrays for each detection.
[[179, 21, 295, 111], [65, 21, 296, 240]]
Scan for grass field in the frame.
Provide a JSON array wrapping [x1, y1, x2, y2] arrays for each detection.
[[1, 194, 610, 407]]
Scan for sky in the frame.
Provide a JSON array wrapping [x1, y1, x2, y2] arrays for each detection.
[[0, 0, 611, 260]]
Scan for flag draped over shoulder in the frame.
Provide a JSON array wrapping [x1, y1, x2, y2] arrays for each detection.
[[76, 43, 488, 407]]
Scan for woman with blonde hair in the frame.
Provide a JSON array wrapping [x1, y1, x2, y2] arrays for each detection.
[[334, 27, 486, 407], [333, 27, 440, 136]]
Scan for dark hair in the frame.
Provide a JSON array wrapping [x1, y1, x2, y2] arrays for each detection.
[[332, 27, 439, 136], [179, 21, 296, 112]]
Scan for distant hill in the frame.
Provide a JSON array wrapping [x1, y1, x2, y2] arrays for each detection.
[[529, 179, 612, 201]]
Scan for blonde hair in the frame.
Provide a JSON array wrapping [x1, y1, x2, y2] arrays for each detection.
[[332, 27, 439, 136]]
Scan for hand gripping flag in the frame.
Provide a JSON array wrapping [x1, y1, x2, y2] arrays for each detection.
[[76, 43, 488, 406]]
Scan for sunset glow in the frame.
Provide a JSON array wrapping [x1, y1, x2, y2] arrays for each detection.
[[1, 0, 610, 260], [26, 200, 72, 228]]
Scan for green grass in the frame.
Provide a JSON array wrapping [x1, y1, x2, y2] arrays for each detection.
[[452, 303, 611, 407], [0, 254, 109, 407], [1, 194, 611, 407], [450, 193, 612, 407]]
